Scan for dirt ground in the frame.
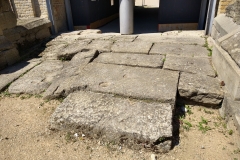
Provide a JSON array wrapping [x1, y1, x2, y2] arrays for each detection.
[[0, 93, 240, 160]]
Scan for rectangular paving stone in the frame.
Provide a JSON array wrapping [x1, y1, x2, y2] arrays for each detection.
[[110, 35, 138, 42], [45, 63, 179, 105], [150, 43, 209, 57], [94, 53, 164, 68], [0, 58, 41, 91], [50, 91, 172, 152], [86, 39, 113, 52], [178, 72, 224, 106], [8, 60, 64, 94], [163, 55, 216, 77], [111, 41, 153, 54], [136, 34, 205, 45]]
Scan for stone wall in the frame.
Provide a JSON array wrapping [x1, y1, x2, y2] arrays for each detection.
[[12, 0, 48, 18], [226, 0, 240, 24], [0, 0, 20, 70], [217, 0, 235, 15]]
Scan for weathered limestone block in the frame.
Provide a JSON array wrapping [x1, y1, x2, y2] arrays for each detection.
[[0, 58, 41, 91], [150, 43, 209, 57], [86, 40, 113, 52], [0, 12, 17, 31], [111, 41, 153, 54], [163, 55, 216, 77], [226, 0, 240, 25], [178, 72, 224, 106], [94, 52, 164, 68], [2, 48, 20, 65], [8, 60, 64, 94], [0, 36, 14, 51], [36, 28, 51, 40], [221, 31, 240, 66], [0, 52, 7, 69], [50, 91, 173, 152]]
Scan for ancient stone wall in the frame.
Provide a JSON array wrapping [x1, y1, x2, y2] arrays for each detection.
[[12, 0, 48, 18], [217, 0, 235, 15], [226, 0, 240, 24]]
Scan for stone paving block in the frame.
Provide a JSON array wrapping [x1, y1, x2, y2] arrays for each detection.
[[110, 35, 138, 42], [136, 34, 205, 45], [0, 58, 41, 91], [8, 60, 64, 94], [178, 72, 224, 105], [163, 55, 216, 77], [50, 91, 172, 152], [150, 43, 209, 57], [94, 52, 164, 68], [58, 39, 91, 60], [41, 44, 67, 60], [111, 41, 153, 54], [86, 40, 113, 52], [44, 63, 179, 105], [77, 34, 114, 40]]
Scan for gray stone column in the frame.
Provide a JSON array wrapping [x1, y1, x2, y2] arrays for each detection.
[[119, 0, 134, 35]]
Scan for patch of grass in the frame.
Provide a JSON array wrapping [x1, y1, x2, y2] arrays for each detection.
[[203, 37, 213, 56], [186, 105, 193, 115], [35, 94, 43, 98], [198, 117, 211, 133], [234, 148, 240, 154], [2, 90, 11, 97], [228, 130, 233, 135], [204, 109, 214, 114], [65, 132, 77, 143], [183, 120, 193, 131]]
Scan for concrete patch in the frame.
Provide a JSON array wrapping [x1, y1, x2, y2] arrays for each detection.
[[50, 91, 172, 152], [111, 41, 153, 54], [94, 53, 164, 68], [178, 72, 224, 106], [8, 60, 64, 94], [163, 55, 216, 77], [0, 58, 41, 91], [149, 43, 209, 57]]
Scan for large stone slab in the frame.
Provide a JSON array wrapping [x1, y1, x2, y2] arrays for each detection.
[[0, 58, 41, 91], [136, 33, 205, 45], [111, 41, 153, 54], [41, 44, 67, 60], [178, 72, 224, 106], [149, 43, 209, 57], [94, 53, 164, 68], [0, 36, 14, 51], [50, 91, 172, 152], [8, 60, 63, 94], [163, 55, 216, 77], [86, 40, 113, 52], [110, 35, 138, 42], [44, 63, 179, 105]]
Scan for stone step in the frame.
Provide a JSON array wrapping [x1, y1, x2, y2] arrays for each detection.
[[50, 91, 173, 152]]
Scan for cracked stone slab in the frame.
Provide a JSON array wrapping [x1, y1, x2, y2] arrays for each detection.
[[8, 60, 64, 94], [111, 41, 153, 54], [150, 43, 209, 57], [86, 40, 113, 52], [43, 50, 100, 99], [41, 44, 67, 60], [163, 55, 216, 77], [136, 34, 205, 45], [77, 34, 114, 40], [110, 35, 138, 42], [44, 63, 179, 105], [0, 58, 41, 91], [57, 39, 91, 60], [50, 91, 172, 152], [94, 52, 164, 68], [178, 72, 224, 105]]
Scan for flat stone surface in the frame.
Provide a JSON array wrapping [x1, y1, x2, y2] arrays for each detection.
[[9, 60, 63, 94], [41, 44, 67, 60], [111, 41, 153, 54], [94, 53, 164, 68], [86, 40, 113, 52], [44, 63, 179, 105], [178, 72, 224, 105], [58, 39, 91, 60], [163, 55, 216, 77], [110, 35, 137, 42], [0, 58, 41, 91], [50, 91, 172, 152], [136, 33, 205, 45], [150, 43, 209, 57]]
